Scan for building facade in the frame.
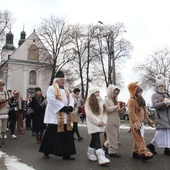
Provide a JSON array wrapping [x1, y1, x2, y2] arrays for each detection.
[[0, 29, 52, 100]]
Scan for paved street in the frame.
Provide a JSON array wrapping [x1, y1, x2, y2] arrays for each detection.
[[0, 124, 170, 170]]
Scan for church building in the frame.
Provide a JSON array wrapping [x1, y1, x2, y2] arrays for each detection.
[[0, 29, 52, 99]]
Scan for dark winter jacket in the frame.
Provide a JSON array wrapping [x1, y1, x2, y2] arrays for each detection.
[[30, 95, 46, 130]]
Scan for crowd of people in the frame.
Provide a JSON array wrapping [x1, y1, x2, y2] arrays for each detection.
[[0, 71, 170, 166], [0, 80, 48, 145]]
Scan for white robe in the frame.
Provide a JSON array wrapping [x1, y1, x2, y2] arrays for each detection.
[[151, 129, 170, 148], [44, 86, 74, 124]]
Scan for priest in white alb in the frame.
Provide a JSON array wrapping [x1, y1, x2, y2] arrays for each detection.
[[39, 71, 76, 160]]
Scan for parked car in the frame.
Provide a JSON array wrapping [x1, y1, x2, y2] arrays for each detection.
[[119, 107, 129, 121], [148, 107, 156, 118], [146, 106, 156, 118]]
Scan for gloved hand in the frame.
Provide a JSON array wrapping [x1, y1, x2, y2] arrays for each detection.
[[133, 121, 141, 130], [67, 106, 73, 112], [60, 106, 73, 113], [60, 106, 68, 112]]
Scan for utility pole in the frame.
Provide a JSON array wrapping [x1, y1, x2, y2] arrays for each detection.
[[110, 30, 116, 85], [98, 21, 116, 85]]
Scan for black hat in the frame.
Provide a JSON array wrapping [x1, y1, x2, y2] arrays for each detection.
[[55, 71, 65, 78], [73, 88, 80, 93], [35, 87, 41, 92]]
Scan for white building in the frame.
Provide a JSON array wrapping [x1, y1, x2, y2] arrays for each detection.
[[0, 29, 52, 99]]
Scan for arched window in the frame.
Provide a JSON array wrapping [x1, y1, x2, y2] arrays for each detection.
[[29, 70, 36, 85], [27, 44, 39, 60]]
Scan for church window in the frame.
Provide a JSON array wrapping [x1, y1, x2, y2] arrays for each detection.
[[29, 70, 36, 85], [28, 44, 39, 60]]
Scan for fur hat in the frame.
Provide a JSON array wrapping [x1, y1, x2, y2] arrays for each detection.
[[127, 82, 139, 96], [35, 87, 41, 92], [55, 71, 65, 78], [0, 79, 5, 85], [73, 88, 80, 93], [88, 87, 100, 97]]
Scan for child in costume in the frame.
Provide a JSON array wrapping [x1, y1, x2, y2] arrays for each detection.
[[103, 84, 124, 158], [127, 82, 153, 162]]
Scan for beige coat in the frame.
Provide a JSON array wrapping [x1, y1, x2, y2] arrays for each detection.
[[0, 90, 9, 115], [71, 93, 81, 123], [85, 97, 107, 134], [0, 90, 9, 133]]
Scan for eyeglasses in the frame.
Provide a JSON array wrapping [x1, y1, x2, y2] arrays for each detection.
[[158, 85, 164, 87]]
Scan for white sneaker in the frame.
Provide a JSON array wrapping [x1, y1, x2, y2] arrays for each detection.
[[12, 134, 17, 139], [4, 134, 7, 139]]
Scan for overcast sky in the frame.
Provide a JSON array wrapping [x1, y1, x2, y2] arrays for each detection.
[[1, 0, 170, 104]]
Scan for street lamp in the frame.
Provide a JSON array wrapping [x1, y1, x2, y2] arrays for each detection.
[[98, 21, 116, 85]]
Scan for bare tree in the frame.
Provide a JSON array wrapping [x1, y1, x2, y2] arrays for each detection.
[[0, 10, 14, 78], [0, 10, 15, 48], [69, 24, 99, 99], [64, 68, 79, 91], [134, 47, 170, 91], [68, 23, 133, 99], [37, 16, 75, 85], [93, 23, 133, 87]]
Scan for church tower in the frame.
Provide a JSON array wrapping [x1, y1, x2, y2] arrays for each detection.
[[1, 30, 16, 61], [18, 29, 26, 46], [2, 30, 16, 51]]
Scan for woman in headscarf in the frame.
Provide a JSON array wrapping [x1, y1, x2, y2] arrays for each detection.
[[147, 80, 170, 156]]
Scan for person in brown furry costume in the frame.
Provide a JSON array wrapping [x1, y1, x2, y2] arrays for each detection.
[[127, 82, 153, 162]]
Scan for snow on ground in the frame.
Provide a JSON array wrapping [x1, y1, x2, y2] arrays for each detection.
[[0, 123, 155, 170], [0, 151, 36, 170]]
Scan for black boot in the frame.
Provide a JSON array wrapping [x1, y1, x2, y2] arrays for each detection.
[[147, 143, 157, 154], [63, 156, 75, 160], [103, 145, 108, 155], [141, 154, 153, 162], [44, 154, 50, 158], [164, 148, 170, 156], [132, 152, 141, 159], [78, 136, 83, 141]]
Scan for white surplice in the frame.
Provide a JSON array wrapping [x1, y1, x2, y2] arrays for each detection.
[[44, 86, 74, 124]]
